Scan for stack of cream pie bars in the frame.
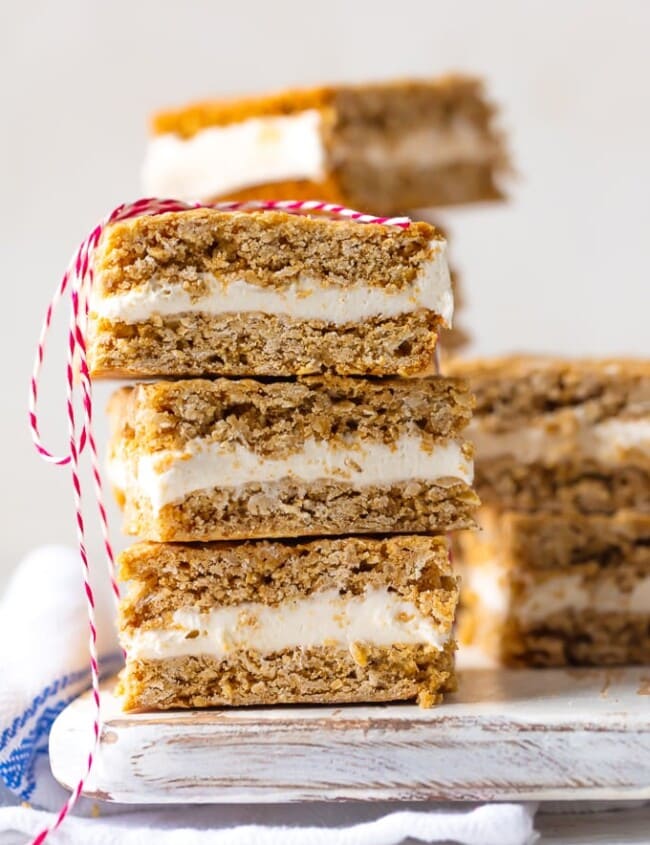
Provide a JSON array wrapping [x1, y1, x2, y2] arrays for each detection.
[[449, 356, 650, 667], [88, 207, 478, 710], [119, 74, 649, 683]]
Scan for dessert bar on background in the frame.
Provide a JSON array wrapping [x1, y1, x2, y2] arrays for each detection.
[[451, 355, 650, 668], [88, 208, 452, 378], [458, 508, 650, 666], [449, 356, 650, 513], [143, 76, 508, 213], [107, 375, 477, 542], [118, 535, 459, 710]]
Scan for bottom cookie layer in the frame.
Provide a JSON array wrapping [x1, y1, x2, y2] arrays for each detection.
[[118, 642, 457, 710], [122, 478, 478, 541], [89, 310, 441, 379], [476, 460, 650, 515], [460, 599, 650, 668], [211, 163, 503, 216]]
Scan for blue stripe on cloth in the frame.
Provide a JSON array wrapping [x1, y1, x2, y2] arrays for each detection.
[[1, 695, 79, 799], [0, 652, 123, 798], [0, 669, 89, 753]]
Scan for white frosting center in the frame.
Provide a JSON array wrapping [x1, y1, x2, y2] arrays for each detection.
[[469, 416, 650, 466], [343, 120, 499, 169], [123, 587, 451, 660], [464, 558, 650, 623], [142, 110, 325, 201], [110, 435, 473, 512]]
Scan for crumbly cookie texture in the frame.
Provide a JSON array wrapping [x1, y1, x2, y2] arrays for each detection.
[[457, 506, 650, 667], [447, 355, 650, 426], [107, 375, 474, 454], [119, 478, 478, 542], [217, 163, 502, 217], [482, 509, 650, 570], [460, 605, 650, 668], [93, 209, 441, 296], [107, 376, 477, 541], [118, 643, 457, 710], [89, 311, 441, 378], [474, 460, 650, 515], [149, 76, 508, 212]]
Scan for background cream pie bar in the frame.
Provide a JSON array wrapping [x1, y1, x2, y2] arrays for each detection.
[[107, 376, 477, 542], [117, 535, 459, 710], [457, 508, 650, 667], [143, 76, 508, 213], [447, 356, 650, 513], [88, 208, 453, 378]]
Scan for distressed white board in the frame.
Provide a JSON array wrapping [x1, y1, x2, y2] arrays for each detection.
[[49, 665, 650, 804]]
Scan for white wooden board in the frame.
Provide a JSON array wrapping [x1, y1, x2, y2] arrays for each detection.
[[49, 664, 650, 804]]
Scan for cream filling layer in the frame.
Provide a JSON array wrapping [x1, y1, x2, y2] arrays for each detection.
[[109, 435, 473, 512], [123, 587, 451, 661], [142, 110, 326, 200], [338, 121, 499, 169], [464, 559, 650, 624], [468, 417, 650, 466], [91, 241, 452, 328]]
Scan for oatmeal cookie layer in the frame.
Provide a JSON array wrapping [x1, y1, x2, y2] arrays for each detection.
[[461, 611, 650, 668], [89, 311, 442, 378], [120, 478, 479, 542], [107, 375, 473, 455], [118, 641, 457, 710], [448, 356, 650, 426], [93, 209, 440, 297], [480, 508, 650, 570], [333, 162, 502, 216], [119, 534, 456, 629], [476, 459, 650, 514], [152, 77, 491, 137]]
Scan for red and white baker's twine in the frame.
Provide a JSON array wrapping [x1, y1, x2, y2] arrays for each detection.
[[27, 197, 411, 843]]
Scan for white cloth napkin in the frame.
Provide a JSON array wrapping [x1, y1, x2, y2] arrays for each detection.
[[0, 546, 539, 845]]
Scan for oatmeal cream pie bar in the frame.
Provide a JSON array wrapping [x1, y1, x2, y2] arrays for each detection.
[[117, 535, 459, 710], [107, 376, 477, 542], [457, 508, 650, 667], [143, 76, 507, 213], [447, 356, 650, 514], [87, 208, 452, 378]]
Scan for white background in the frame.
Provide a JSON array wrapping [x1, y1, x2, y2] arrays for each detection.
[[1, 0, 649, 584]]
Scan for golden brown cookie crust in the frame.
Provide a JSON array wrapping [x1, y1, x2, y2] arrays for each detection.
[[118, 477, 478, 542], [151, 76, 488, 138], [88, 311, 443, 379], [94, 208, 440, 296], [118, 642, 457, 710], [107, 375, 474, 454]]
